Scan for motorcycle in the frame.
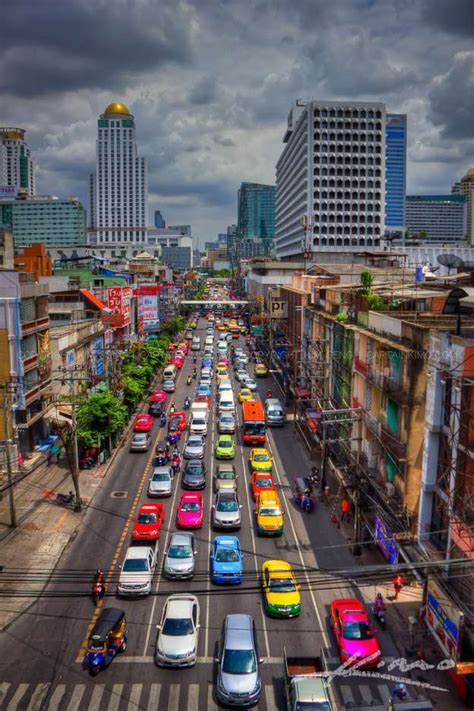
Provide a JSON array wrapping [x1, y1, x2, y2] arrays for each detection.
[[56, 492, 76, 508], [183, 398, 190, 410], [186, 375, 192, 386], [294, 477, 314, 513], [92, 580, 106, 605], [192, 370, 197, 379], [373, 601, 386, 629]]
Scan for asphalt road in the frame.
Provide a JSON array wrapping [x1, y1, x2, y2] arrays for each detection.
[[0, 319, 403, 710]]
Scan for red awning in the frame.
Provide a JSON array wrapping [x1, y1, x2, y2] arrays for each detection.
[[80, 289, 106, 310]]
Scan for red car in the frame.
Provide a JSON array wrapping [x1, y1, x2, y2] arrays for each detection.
[[169, 343, 176, 352], [132, 503, 165, 541], [176, 492, 204, 529], [133, 414, 154, 432], [150, 389, 167, 403], [178, 341, 189, 354], [217, 355, 229, 365], [169, 411, 187, 432], [330, 598, 381, 668], [250, 471, 276, 501], [173, 355, 184, 369], [194, 394, 211, 407]]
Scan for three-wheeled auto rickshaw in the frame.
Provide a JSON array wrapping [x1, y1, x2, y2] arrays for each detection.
[[87, 607, 127, 675], [293, 477, 314, 513]]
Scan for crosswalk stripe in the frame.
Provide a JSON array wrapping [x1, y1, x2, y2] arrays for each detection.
[[0, 683, 11, 706], [88, 685, 104, 711], [127, 684, 142, 710], [148, 684, 161, 709], [167, 684, 180, 711], [66, 684, 85, 711], [264, 684, 277, 711], [47, 684, 66, 710], [6, 683, 29, 710], [339, 684, 355, 704], [107, 684, 123, 711], [378, 684, 391, 702], [207, 684, 218, 711], [360, 685, 374, 702], [187, 684, 199, 710], [27, 682, 50, 711]]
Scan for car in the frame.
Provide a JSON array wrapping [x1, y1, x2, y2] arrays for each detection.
[[212, 490, 242, 529], [190, 412, 209, 436], [148, 466, 174, 497], [182, 460, 206, 490], [185, 329, 193, 340], [217, 412, 236, 434], [130, 432, 151, 452], [200, 374, 212, 386], [239, 387, 253, 403], [169, 411, 187, 433], [216, 363, 228, 375], [213, 463, 238, 492], [197, 384, 212, 397], [255, 490, 284, 536], [194, 392, 211, 406], [132, 503, 165, 542], [217, 355, 229, 366], [163, 532, 197, 579], [133, 414, 154, 432], [150, 389, 168, 403], [148, 399, 164, 417], [241, 377, 257, 391], [210, 536, 244, 584], [183, 435, 205, 459], [117, 545, 157, 597], [261, 560, 301, 617], [330, 598, 382, 668], [155, 594, 200, 668], [162, 379, 176, 393], [215, 434, 236, 460], [238, 354, 249, 364], [215, 614, 262, 707], [176, 492, 204, 528], [249, 448, 273, 472], [236, 369, 250, 383], [173, 355, 184, 369], [255, 364, 268, 377], [250, 472, 276, 501]]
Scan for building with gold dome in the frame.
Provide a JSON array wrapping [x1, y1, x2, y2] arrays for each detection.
[[0, 127, 35, 196], [88, 103, 148, 246], [452, 168, 474, 244]]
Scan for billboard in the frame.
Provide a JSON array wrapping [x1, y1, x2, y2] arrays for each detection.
[[144, 319, 161, 332], [93, 336, 104, 377], [105, 287, 131, 328], [0, 186, 18, 198], [270, 301, 288, 319], [426, 577, 464, 660], [374, 515, 400, 565]]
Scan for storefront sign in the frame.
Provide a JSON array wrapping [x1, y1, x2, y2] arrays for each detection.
[[426, 577, 464, 660], [144, 318, 161, 332], [66, 349, 75, 369], [105, 287, 131, 328], [94, 336, 104, 376], [375, 515, 399, 565]]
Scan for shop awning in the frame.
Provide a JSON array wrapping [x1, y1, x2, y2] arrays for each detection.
[[80, 289, 106, 311]]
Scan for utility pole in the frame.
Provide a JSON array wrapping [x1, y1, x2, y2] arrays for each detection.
[[319, 418, 327, 494], [2, 383, 17, 528], [64, 365, 81, 512], [351, 478, 362, 556]]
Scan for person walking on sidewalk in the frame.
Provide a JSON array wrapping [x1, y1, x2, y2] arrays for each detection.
[[392, 573, 405, 600], [341, 497, 351, 522]]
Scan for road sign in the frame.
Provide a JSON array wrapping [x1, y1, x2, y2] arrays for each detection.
[[270, 301, 288, 319]]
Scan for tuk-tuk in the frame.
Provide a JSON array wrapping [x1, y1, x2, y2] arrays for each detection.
[[294, 477, 314, 513], [87, 607, 127, 675]]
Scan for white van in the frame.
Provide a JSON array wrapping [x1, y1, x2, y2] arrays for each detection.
[[190, 410, 209, 435], [205, 335, 214, 346], [163, 364, 177, 381], [218, 392, 235, 413], [191, 401, 210, 416], [191, 336, 201, 351]]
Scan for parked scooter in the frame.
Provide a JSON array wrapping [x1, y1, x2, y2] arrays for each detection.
[[55, 491, 76, 508]]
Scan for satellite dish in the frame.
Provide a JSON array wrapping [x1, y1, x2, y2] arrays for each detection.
[[437, 254, 465, 274]]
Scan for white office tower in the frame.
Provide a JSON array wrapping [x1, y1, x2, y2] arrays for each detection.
[[0, 128, 36, 195], [88, 103, 148, 245], [275, 100, 386, 259]]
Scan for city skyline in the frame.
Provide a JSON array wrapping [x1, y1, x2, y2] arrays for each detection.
[[0, 0, 472, 244]]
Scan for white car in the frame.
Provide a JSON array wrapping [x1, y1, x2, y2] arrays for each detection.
[[241, 377, 257, 391], [190, 412, 209, 435], [155, 594, 200, 667], [236, 370, 250, 383], [148, 466, 173, 497], [239, 354, 249, 364], [200, 374, 212, 386], [218, 380, 233, 395], [117, 546, 157, 596]]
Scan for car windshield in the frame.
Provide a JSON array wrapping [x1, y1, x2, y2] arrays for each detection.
[[218, 470, 235, 479], [260, 507, 280, 516], [343, 621, 373, 640], [193, 419, 205, 426], [168, 545, 192, 558], [182, 502, 200, 512], [217, 499, 238, 512], [219, 440, 232, 448], [254, 453, 269, 461], [222, 649, 257, 674], [221, 416, 234, 423], [170, 417, 180, 429], [295, 704, 331, 711], [269, 409, 283, 416], [152, 472, 169, 481], [245, 424, 265, 435], [216, 549, 239, 563], [138, 513, 157, 524], [162, 618, 193, 636], [256, 478, 273, 487], [123, 559, 149, 572], [188, 439, 202, 448], [269, 577, 296, 592]]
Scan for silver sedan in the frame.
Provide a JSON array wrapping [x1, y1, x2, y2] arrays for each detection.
[[183, 435, 205, 459]]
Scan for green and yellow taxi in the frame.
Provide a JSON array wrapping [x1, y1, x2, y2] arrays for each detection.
[[249, 447, 273, 472], [215, 434, 236, 460], [262, 560, 301, 617], [255, 490, 284, 536]]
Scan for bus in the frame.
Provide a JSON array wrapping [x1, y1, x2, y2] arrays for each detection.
[[242, 400, 266, 445]]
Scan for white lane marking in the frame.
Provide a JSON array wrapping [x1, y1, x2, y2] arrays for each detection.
[[0, 683, 11, 706], [187, 684, 199, 711], [66, 685, 85, 711], [264, 684, 278, 711], [378, 684, 391, 702], [207, 684, 218, 711], [167, 683, 180, 711], [26, 683, 50, 711], [339, 685, 355, 703], [47, 684, 65, 710], [87, 685, 104, 711], [6, 683, 28, 711], [147, 683, 161, 709], [107, 684, 123, 711], [205, 384, 216, 657], [127, 683, 142, 710]]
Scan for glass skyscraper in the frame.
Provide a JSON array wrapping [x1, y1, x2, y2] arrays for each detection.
[[237, 183, 276, 240], [385, 114, 407, 233]]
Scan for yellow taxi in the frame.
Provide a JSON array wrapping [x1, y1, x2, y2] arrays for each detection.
[[261, 560, 301, 617], [217, 371, 229, 383], [216, 323, 226, 331], [239, 388, 253, 403], [255, 490, 284, 536], [216, 363, 228, 375], [249, 447, 273, 472], [255, 363, 268, 377]]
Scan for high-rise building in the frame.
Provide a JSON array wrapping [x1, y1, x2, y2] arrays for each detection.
[[0, 195, 86, 247], [0, 128, 35, 195], [237, 183, 276, 241], [452, 168, 474, 245], [406, 195, 466, 242], [385, 113, 406, 233], [154, 210, 166, 228], [88, 103, 147, 245], [275, 100, 386, 259]]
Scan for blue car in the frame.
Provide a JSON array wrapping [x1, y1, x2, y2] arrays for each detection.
[[210, 536, 243, 584], [202, 358, 213, 369], [197, 384, 212, 397]]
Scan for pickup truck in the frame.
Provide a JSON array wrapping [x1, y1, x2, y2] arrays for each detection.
[[284, 648, 333, 711]]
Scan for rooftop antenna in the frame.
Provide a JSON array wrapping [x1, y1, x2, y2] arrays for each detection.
[[437, 254, 464, 276]]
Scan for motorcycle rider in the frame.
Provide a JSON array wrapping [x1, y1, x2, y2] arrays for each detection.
[[192, 367, 197, 379], [160, 412, 167, 427], [184, 396, 190, 409], [186, 375, 192, 386], [92, 569, 106, 599], [170, 402, 176, 414], [172, 452, 180, 473], [266, 389, 273, 399], [374, 592, 385, 613]]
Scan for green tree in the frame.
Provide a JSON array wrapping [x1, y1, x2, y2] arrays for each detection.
[[76, 392, 128, 448], [160, 315, 186, 338], [360, 271, 373, 294]]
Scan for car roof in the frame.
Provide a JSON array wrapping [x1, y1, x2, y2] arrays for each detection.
[[215, 536, 239, 548], [152, 466, 171, 476], [265, 559, 292, 573], [181, 492, 202, 501], [125, 546, 152, 558], [139, 503, 160, 512], [133, 432, 148, 439], [218, 490, 238, 500], [225, 614, 253, 649], [166, 595, 197, 618], [219, 434, 233, 440], [169, 532, 193, 546]]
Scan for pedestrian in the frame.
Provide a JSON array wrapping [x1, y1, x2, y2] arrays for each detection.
[[341, 497, 350, 522], [392, 573, 405, 600], [46, 449, 53, 467]]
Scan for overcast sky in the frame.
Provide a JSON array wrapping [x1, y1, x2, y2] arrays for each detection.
[[1, 0, 473, 246]]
